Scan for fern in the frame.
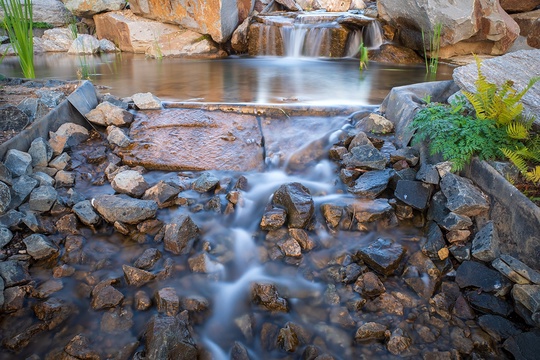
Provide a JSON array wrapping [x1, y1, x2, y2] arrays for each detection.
[[501, 143, 540, 184]]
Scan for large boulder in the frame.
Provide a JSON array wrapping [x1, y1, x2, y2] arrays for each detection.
[[500, 0, 540, 13], [128, 0, 254, 43], [145, 30, 227, 59], [377, 0, 520, 57], [318, 0, 352, 11], [0, 0, 71, 27], [92, 195, 158, 224], [63, 0, 127, 18]]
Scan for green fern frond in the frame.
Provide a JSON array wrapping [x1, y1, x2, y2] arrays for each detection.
[[525, 166, 540, 183], [506, 122, 529, 140], [501, 147, 529, 174]]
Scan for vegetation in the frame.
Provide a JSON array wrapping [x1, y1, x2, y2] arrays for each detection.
[[0, 0, 34, 78], [32, 21, 53, 29], [358, 42, 368, 71], [411, 58, 540, 184], [421, 23, 442, 76]]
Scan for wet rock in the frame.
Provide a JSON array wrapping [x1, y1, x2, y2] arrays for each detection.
[[277, 323, 300, 352], [93, 195, 158, 224], [354, 113, 394, 134], [260, 207, 287, 231], [135, 290, 152, 311], [421, 222, 446, 260], [320, 203, 343, 228], [395, 180, 433, 210], [329, 306, 356, 328], [101, 306, 134, 334], [278, 237, 302, 258], [478, 315, 522, 342], [251, 283, 289, 312], [342, 144, 388, 170], [272, 182, 314, 229], [50, 123, 90, 154], [465, 291, 513, 316], [453, 294, 476, 320], [28, 185, 57, 212], [33, 279, 63, 299], [329, 145, 348, 161], [122, 264, 156, 287], [192, 172, 220, 193], [156, 287, 180, 316], [471, 221, 500, 262], [403, 251, 441, 299], [0, 181, 11, 214], [144, 314, 197, 360], [72, 200, 100, 226], [289, 228, 316, 251], [64, 334, 101, 359], [390, 147, 419, 166], [142, 181, 181, 208], [91, 284, 124, 310], [354, 322, 388, 341], [86, 101, 134, 127], [492, 257, 530, 284], [2, 285, 27, 312], [340, 168, 361, 186], [313, 323, 352, 351], [4, 149, 32, 177], [107, 125, 131, 147], [348, 169, 392, 199], [34, 298, 74, 330], [503, 330, 540, 360], [440, 173, 489, 216], [512, 284, 540, 314], [133, 248, 161, 270], [28, 137, 53, 167], [450, 327, 474, 355], [353, 271, 385, 297], [364, 293, 404, 316], [230, 341, 250, 360], [132, 92, 162, 110], [188, 253, 224, 273], [164, 214, 199, 255], [357, 238, 406, 276], [446, 229, 471, 244], [23, 234, 58, 260], [500, 254, 540, 284], [10, 175, 38, 208], [456, 261, 509, 292], [387, 328, 412, 355], [3, 321, 47, 351], [49, 152, 70, 170], [55, 170, 76, 187], [111, 170, 149, 197]]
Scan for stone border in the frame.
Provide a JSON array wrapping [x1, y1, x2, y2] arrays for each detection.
[[0, 80, 98, 160], [381, 80, 540, 269]]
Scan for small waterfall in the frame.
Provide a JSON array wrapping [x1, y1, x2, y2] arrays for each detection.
[[364, 20, 384, 49], [280, 24, 330, 57], [345, 29, 363, 57]]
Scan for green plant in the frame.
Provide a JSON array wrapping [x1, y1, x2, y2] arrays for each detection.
[[33, 21, 53, 29], [421, 23, 442, 75], [0, 0, 34, 78], [67, 14, 78, 40], [358, 42, 368, 71]]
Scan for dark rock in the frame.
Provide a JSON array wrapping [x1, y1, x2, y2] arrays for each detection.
[[163, 214, 199, 255], [0, 181, 11, 214], [390, 147, 419, 166], [340, 168, 361, 186], [73, 200, 100, 226], [440, 172, 489, 216], [91, 284, 124, 310], [36, 89, 65, 107], [453, 294, 476, 320], [133, 248, 161, 270], [144, 315, 198, 360], [33, 279, 63, 299], [353, 271, 385, 297], [364, 293, 404, 316], [272, 182, 314, 229], [10, 175, 38, 209], [512, 284, 540, 313], [192, 172, 220, 193], [5, 149, 32, 177], [64, 334, 100, 360], [28, 137, 53, 167], [29, 185, 57, 212], [403, 251, 441, 299], [355, 322, 388, 341], [415, 163, 440, 184], [342, 144, 388, 170], [135, 290, 152, 311], [34, 298, 76, 329], [329, 145, 348, 160], [422, 222, 446, 260], [0, 209, 24, 228], [23, 234, 58, 260], [142, 180, 181, 208], [329, 306, 356, 328], [348, 169, 392, 199], [18, 97, 49, 122], [465, 291, 513, 316], [251, 283, 288, 312], [446, 229, 471, 244], [289, 228, 316, 251], [471, 221, 500, 262], [3, 322, 47, 351], [156, 287, 180, 316], [347, 131, 373, 149], [277, 323, 300, 352], [456, 261, 509, 292], [478, 315, 522, 342], [492, 257, 530, 284], [101, 306, 134, 334], [500, 254, 540, 284], [320, 203, 343, 228], [2, 285, 26, 312], [357, 238, 406, 276], [260, 207, 287, 231], [389, 168, 417, 190], [449, 243, 471, 262], [0, 105, 29, 131], [394, 180, 433, 210], [92, 195, 158, 224], [278, 237, 302, 258], [450, 327, 474, 355], [503, 330, 540, 360], [386, 328, 412, 355], [230, 341, 249, 360], [0, 163, 13, 186], [0, 226, 13, 248], [123, 264, 156, 287]]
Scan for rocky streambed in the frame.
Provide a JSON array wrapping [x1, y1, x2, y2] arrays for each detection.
[[0, 83, 539, 360]]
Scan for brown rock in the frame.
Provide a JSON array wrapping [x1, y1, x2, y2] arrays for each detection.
[[500, 0, 540, 13], [122, 264, 156, 287], [155, 287, 180, 316]]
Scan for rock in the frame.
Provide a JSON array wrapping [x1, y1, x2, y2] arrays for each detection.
[[503, 330, 540, 360], [378, 0, 519, 57], [29, 185, 57, 212], [99, 38, 119, 52], [145, 29, 227, 59], [132, 92, 162, 109], [163, 215, 199, 255], [123, 264, 156, 287], [0, 260, 31, 287], [107, 126, 131, 148], [101, 306, 134, 333], [64, 0, 127, 17], [394, 180, 432, 210], [28, 137, 53, 167], [355, 322, 388, 341], [41, 28, 74, 52], [278, 237, 302, 258], [33, 297, 74, 329], [527, 19, 540, 48], [260, 207, 287, 230], [318, 0, 352, 11], [272, 182, 314, 229], [0, 209, 24, 228], [416, 163, 440, 185], [353, 271, 385, 297], [86, 101, 134, 127], [23, 234, 58, 260], [111, 170, 149, 197], [357, 238, 406, 276], [471, 221, 500, 262], [231, 14, 252, 53], [0, 105, 29, 132], [364, 292, 404, 316], [492, 258, 531, 284], [440, 172, 489, 216], [23, 0, 71, 26], [192, 172, 220, 193], [36, 89, 65, 108], [142, 181, 181, 208], [465, 290, 513, 316], [386, 328, 412, 355], [91, 284, 124, 310], [33, 279, 63, 299], [144, 315, 198, 360], [369, 43, 424, 64], [135, 290, 152, 310], [134, 248, 161, 270], [68, 34, 101, 54], [347, 131, 372, 150], [0, 163, 13, 186], [500, 0, 540, 13], [348, 169, 392, 199], [478, 315, 522, 342], [188, 253, 224, 273], [500, 254, 540, 284], [93, 195, 157, 224], [64, 334, 100, 359], [0, 226, 13, 248], [403, 251, 441, 299], [390, 147, 420, 166], [453, 50, 540, 121], [0, 181, 11, 214], [32, 172, 55, 187], [512, 284, 540, 313], [251, 283, 289, 312], [156, 287, 180, 316], [456, 261, 509, 293], [49, 152, 70, 170], [73, 200, 101, 226], [427, 191, 473, 231], [421, 222, 446, 260], [231, 341, 250, 360], [342, 145, 388, 170], [354, 113, 394, 134], [4, 149, 32, 177], [55, 170, 76, 187], [51, 122, 90, 151]]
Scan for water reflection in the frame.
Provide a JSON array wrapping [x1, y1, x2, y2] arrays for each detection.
[[0, 53, 454, 104]]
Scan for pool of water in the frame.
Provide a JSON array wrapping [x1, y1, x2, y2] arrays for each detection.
[[0, 53, 454, 105]]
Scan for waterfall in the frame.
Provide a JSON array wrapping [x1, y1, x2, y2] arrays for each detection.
[[280, 24, 330, 58], [345, 29, 363, 57], [364, 20, 384, 49]]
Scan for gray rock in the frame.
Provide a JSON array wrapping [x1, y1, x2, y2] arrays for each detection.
[[342, 145, 388, 170], [354, 113, 394, 134], [134, 248, 161, 270], [4, 149, 32, 177], [421, 222, 446, 260], [31, 172, 55, 187], [503, 330, 540, 360], [49, 152, 70, 170], [144, 315, 197, 360], [156, 287, 180, 316], [142, 181, 181, 208], [0, 226, 13, 248], [500, 254, 540, 285], [107, 126, 131, 147], [347, 131, 373, 150], [0, 260, 31, 287], [512, 284, 540, 313], [163, 215, 199, 255], [427, 191, 472, 231], [0, 181, 11, 214], [91, 284, 124, 310], [51, 122, 90, 151], [357, 238, 406, 276], [10, 175, 39, 209], [101, 94, 129, 110], [440, 172, 489, 216], [339, 168, 361, 186], [132, 92, 162, 110], [99, 38, 119, 53], [36, 89, 65, 107], [55, 170, 76, 187], [23, 234, 59, 260], [73, 200, 100, 226], [465, 290, 513, 316], [0, 163, 13, 186], [492, 258, 530, 284], [92, 195, 158, 224], [0, 209, 24, 228], [111, 170, 149, 197], [415, 163, 440, 184], [0, 276, 4, 307], [260, 207, 287, 231], [68, 34, 100, 54], [86, 101, 134, 127], [471, 221, 500, 262], [390, 147, 419, 166], [192, 172, 220, 193], [28, 137, 53, 167], [251, 282, 289, 312], [394, 180, 432, 210], [29, 185, 58, 212], [0, 105, 29, 131], [123, 264, 156, 287], [478, 315, 522, 342], [456, 261, 509, 292], [272, 182, 314, 229], [18, 97, 49, 122], [348, 169, 392, 199]]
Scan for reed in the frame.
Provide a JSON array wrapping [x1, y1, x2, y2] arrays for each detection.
[[358, 42, 368, 71], [421, 22, 442, 75], [0, 0, 34, 78]]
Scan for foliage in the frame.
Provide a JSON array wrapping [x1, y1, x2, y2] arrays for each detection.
[[358, 42, 368, 71], [67, 14, 78, 40], [501, 140, 540, 184], [0, 0, 34, 78], [421, 23, 442, 75], [32, 21, 53, 29]]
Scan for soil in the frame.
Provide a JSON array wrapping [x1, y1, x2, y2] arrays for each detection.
[[515, 182, 540, 207]]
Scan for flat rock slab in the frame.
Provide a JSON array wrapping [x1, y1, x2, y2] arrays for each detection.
[[117, 108, 264, 171]]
